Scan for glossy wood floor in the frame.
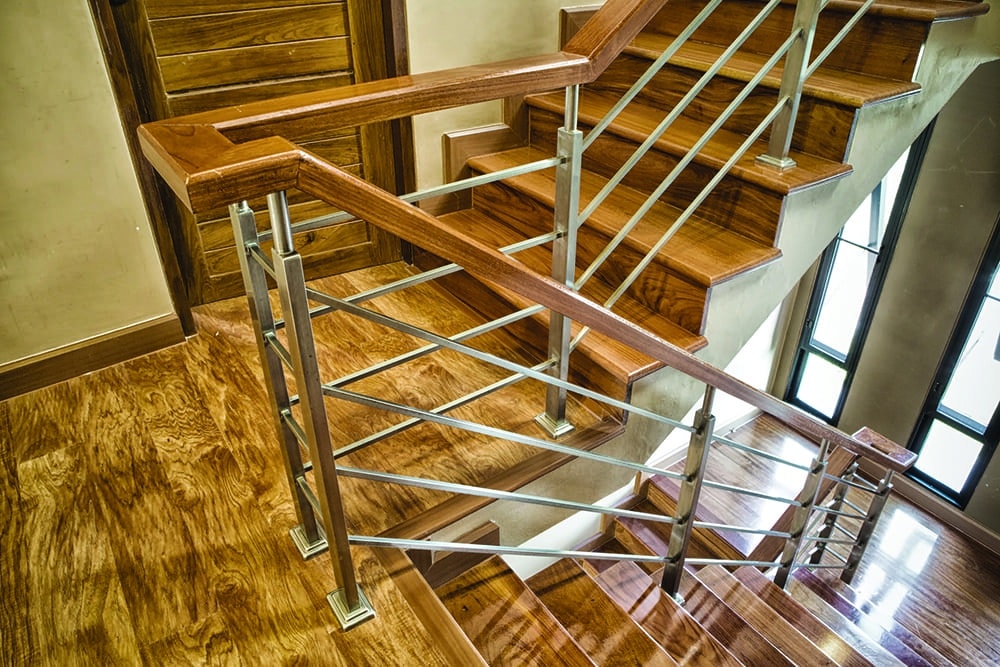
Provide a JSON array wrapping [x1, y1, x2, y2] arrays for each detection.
[[0, 264, 599, 665], [3, 264, 1000, 664]]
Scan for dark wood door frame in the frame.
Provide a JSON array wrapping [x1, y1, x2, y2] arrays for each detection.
[[90, 0, 415, 332]]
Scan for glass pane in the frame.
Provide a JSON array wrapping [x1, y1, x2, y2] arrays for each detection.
[[794, 353, 847, 418], [881, 149, 910, 222], [812, 241, 878, 355], [914, 420, 984, 492], [840, 194, 876, 248], [939, 281, 1000, 427]]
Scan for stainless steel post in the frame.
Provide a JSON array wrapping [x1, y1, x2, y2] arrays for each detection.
[[267, 191, 375, 629], [661, 386, 716, 600], [757, 0, 822, 169], [842, 470, 893, 584], [810, 461, 858, 565], [229, 201, 323, 557], [537, 84, 583, 437], [775, 438, 830, 588]]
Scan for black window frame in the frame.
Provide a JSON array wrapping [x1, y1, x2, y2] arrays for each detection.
[[907, 214, 1000, 508], [784, 122, 936, 424]]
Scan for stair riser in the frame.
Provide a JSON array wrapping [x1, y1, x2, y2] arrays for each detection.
[[472, 179, 709, 333], [647, 0, 927, 81], [595, 55, 858, 162], [530, 108, 783, 247]]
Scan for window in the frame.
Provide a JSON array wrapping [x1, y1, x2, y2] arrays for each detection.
[[784, 125, 935, 423], [908, 218, 1000, 507]]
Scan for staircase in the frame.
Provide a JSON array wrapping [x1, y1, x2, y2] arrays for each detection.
[[135, 0, 995, 662]]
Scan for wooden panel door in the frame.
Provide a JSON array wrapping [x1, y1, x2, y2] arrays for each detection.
[[112, 0, 407, 304]]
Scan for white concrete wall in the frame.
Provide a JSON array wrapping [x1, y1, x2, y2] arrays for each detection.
[[0, 0, 174, 365]]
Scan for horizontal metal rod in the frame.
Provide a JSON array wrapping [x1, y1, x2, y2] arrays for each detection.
[[296, 474, 324, 518], [305, 287, 692, 432], [806, 0, 877, 78], [802, 535, 856, 546], [339, 466, 678, 525], [702, 479, 803, 507], [811, 506, 865, 521], [258, 157, 563, 244], [685, 558, 783, 568], [693, 521, 793, 539], [571, 94, 790, 349], [323, 384, 684, 481], [832, 522, 858, 539], [822, 472, 877, 492], [842, 498, 867, 515], [321, 305, 546, 393], [333, 363, 551, 459], [582, 0, 726, 151], [249, 244, 277, 279], [350, 535, 668, 564], [263, 331, 294, 370], [798, 562, 849, 570], [712, 435, 814, 471]]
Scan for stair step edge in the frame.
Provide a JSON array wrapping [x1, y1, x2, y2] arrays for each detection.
[[527, 89, 853, 196], [626, 33, 922, 109], [468, 146, 783, 288]]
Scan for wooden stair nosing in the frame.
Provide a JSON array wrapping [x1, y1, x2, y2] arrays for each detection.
[[467, 177, 712, 334], [596, 560, 745, 666], [435, 206, 708, 361], [793, 569, 956, 667], [468, 146, 783, 288], [696, 564, 840, 666], [626, 33, 922, 110], [527, 106, 786, 248], [434, 556, 596, 666], [789, 569, 938, 667], [527, 89, 853, 196], [678, 570, 798, 666], [808, 0, 991, 23], [732, 565, 878, 667], [527, 558, 680, 666]]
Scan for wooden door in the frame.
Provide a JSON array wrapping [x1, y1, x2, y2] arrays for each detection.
[[111, 0, 409, 304]]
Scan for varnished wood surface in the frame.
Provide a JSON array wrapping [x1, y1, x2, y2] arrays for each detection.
[[527, 89, 853, 196], [434, 556, 595, 666], [733, 566, 875, 667], [526, 558, 679, 666], [595, 561, 743, 666], [696, 565, 837, 666], [811, 492, 1000, 667], [678, 571, 798, 666]]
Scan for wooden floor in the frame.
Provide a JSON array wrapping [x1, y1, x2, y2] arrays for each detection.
[[2, 266, 1000, 664]]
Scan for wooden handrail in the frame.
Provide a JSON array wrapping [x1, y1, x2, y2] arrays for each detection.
[[137, 0, 916, 473], [294, 151, 916, 473]]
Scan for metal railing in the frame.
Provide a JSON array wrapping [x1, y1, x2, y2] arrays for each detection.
[[208, 0, 905, 629]]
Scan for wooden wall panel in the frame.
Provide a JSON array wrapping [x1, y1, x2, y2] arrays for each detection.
[[149, 4, 346, 55], [114, 0, 408, 305], [159, 37, 349, 92]]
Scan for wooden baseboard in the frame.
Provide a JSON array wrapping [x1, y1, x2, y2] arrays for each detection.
[[0, 315, 185, 400]]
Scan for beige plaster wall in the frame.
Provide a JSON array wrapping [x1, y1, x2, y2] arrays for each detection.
[[0, 0, 174, 365], [405, 0, 602, 189], [838, 61, 1000, 532]]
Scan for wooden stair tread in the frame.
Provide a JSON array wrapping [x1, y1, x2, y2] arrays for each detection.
[[696, 565, 839, 666], [786, 568, 936, 667], [791, 569, 954, 666], [678, 570, 798, 666], [527, 558, 679, 666], [596, 561, 744, 666], [469, 146, 782, 287], [645, 413, 862, 561], [527, 89, 852, 196], [434, 556, 595, 666], [733, 566, 877, 667], [816, 0, 990, 22], [436, 207, 707, 378], [627, 32, 921, 109]]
